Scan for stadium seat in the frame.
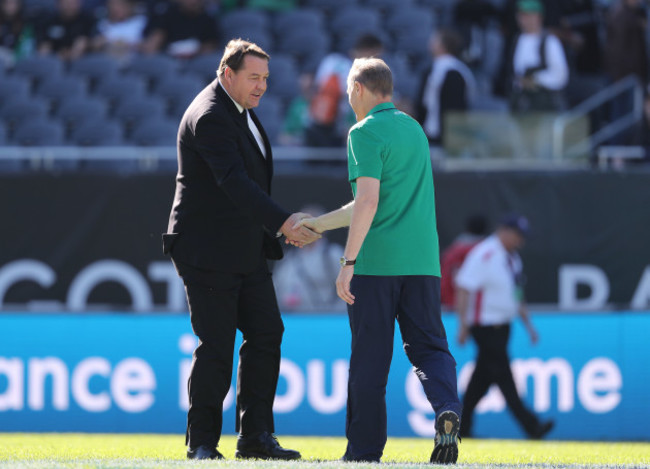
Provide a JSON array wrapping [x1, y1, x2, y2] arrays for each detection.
[[69, 53, 121, 87], [130, 119, 178, 146], [220, 9, 270, 35], [272, 9, 325, 36], [267, 54, 300, 101], [70, 118, 125, 146], [55, 96, 110, 135], [0, 96, 49, 128], [394, 29, 434, 62], [330, 7, 381, 38], [153, 75, 205, 116], [385, 7, 436, 37], [277, 28, 330, 73], [113, 96, 166, 132], [35, 75, 89, 110], [253, 95, 283, 145], [0, 76, 31, 105], [95, 75, 148, 108], [336, 29, 388, 55], [22, 0, 55, 14], [0, 122, 6, 145], [13, 118, 65, 146], [223, 27, 274, 54], [183, 52, 222, 83], [13, 55, 64, 86], [125, 54, 181, 88]]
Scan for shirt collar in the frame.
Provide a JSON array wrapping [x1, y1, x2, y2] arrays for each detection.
[[218, 79, 245, 114], [368, 102, 396, 115]]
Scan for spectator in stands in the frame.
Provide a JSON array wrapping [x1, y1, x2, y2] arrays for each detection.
[[455, 213, 554, 440], [142, 0, 219, 59], [440, 214, 488, 309], [508, 0, 568, 112], [604, 0, 648, 144], [305, 33, 384, 147], [0, 0, 35, 66], [93, 0, 146, 61], [273, 205, 345, 312], [36, 0, 96, 61], [279, 73, 314, 146], [416, 28, 476, 146]]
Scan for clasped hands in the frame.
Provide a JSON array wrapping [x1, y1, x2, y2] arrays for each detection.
[[280, 212, 322, 248]]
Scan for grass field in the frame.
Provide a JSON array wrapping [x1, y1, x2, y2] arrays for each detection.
[[1, 434, 649, 468]]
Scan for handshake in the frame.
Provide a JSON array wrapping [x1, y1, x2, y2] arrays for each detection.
[[279, 212, 324, 248]]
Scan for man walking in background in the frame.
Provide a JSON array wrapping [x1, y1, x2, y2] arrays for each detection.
[[299, 57, 462, 464], [163, 39, 317, 461], [455, 213, 554, 439]]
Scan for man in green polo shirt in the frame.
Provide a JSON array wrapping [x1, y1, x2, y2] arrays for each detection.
[[298, 58, 461, 464]]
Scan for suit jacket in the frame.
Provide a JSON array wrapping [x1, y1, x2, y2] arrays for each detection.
[[163, 79, 290, 274]]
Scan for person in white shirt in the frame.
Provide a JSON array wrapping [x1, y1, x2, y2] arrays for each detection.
[[509, 0, 568, 112], [455, 213, 554, 439], [93, 0, 147, 59]]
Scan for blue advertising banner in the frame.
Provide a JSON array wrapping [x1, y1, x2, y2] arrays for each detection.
[[0, 312, 648, 440]]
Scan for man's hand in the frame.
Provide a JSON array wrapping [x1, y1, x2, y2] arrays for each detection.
[[336, 266, 355, 305], [280, 212, 320, 247]]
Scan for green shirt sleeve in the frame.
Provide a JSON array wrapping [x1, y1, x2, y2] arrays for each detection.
[[348, 126, 383, 182]]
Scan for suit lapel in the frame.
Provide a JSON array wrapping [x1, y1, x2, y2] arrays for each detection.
[[248, 108, 274, 183], [214, 81, 268, 162]]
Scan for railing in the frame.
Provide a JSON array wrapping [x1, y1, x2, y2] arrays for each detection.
[[552, 75, 644, 160]]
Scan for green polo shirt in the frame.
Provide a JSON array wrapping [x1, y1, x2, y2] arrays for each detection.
[[347, 102, 440, 276]]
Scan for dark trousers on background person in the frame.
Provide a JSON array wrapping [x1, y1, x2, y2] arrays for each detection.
[[174, 257, 284, 449], [460, 324, 540, 437], [344, 275, 462, 462]]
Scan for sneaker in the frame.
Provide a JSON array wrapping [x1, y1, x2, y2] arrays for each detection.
[[430, 410, 460, 465]]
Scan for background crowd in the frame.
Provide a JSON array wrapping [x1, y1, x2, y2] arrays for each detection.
[[1, 0, 649, 157]]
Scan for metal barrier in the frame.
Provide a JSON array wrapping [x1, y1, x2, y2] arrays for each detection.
[[552, 75, 644, 160]]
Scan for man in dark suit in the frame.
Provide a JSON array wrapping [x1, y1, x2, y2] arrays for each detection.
[[162, 39, 318, 461]]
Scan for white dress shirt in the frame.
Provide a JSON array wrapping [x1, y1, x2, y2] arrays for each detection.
[[219, 81, 267, 158]]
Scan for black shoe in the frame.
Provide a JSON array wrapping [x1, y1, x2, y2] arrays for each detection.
[[235, 432, 301, 460], [430, 410, 460, 465], [529, 420, 554, 440], [340, 453, 380, 463], [186, 445, 223, 460]]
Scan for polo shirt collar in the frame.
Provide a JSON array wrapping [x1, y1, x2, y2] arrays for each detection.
[[368, 102, 395, 115]]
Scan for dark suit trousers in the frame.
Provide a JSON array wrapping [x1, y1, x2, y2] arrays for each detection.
[[460, 324, 539, 437], [344, 275, 461, 461], [174, 257, 284, 449]]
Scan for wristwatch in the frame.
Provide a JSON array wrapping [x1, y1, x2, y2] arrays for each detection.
[[340, 256, 356, 267]]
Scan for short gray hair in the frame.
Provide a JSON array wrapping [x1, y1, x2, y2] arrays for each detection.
[[348, 57, 393, 97]]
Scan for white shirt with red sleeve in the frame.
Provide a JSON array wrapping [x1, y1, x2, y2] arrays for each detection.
[[454, 234, 522, 326]]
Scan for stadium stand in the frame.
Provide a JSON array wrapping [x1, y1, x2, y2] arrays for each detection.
[[113, 95, 167, 135], [55, 96, 111, 137], [125, 53, 181, 88], [35, 75, 89, 110], [267, 54, 300, 101], [13, 118, 65, 147], [183, 52, 222, 83], [12, 55, 64, 86], [0, 76, 31, 104], [272, 9, 325, 37], [68, 53, 122, 87], [0, 97, 49, 132], [70, 119, 125, 147], [95, 75, 148, 108], [130, 119, 179, 147]]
